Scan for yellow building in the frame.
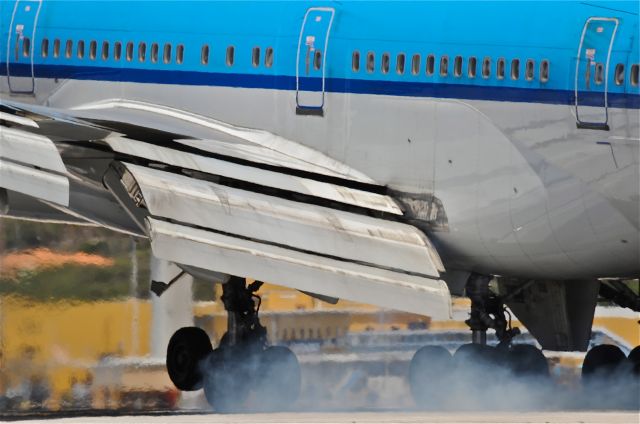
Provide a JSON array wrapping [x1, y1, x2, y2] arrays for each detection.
[[1, 281, 638, 410]]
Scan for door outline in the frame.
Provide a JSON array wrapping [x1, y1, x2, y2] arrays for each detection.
[[295, 7, 335, 116], [574, 17, 618, 130], [6, 0, 43, 94]]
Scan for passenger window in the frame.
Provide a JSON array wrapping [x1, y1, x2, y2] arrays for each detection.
[[468, 57, 477, 78], [482, 57, 491, 78], [366, 52, 375, 73], [41, 38, 48, 58], [151, 43, 159, 63], [352, 51, 360, 72], [176, 44, 184, 65], [439, 55, 448, 76], [102, 41, 109, 60], [525, 59, 534, 81], [265, 47, 274, 68], [540, 60, 549, 83], [114, 42, 122, 61], [89, 40, 97, 60], [65, 40, 72, 59], [631, 64, 639, 86], [613, 64, 624, 85], [252, 47, 260, 67], [396, 53, 405, 75], [497, 58, 505, 79], [381, 53, 390, 74], [53, 39, 60, 58], [454, 56, 462, 77], [138, 42, 146, 62], [594, 63, 604, 84], [426, 54, 435, 76], [226, 46, 234, 66], [22, 37, 31, 57], [163, 44, 171, 64], [511, 59, 520, 80], [126, 42, 134, 62], [313, 50, 322, 70], [411, 54, 420, 75], [201, 45, 209, 65], [77, 40, 85, 59]]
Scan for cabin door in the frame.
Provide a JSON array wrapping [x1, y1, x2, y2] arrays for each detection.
[[6, 0, 42, 94], [296, 7, 335, 116], [575, 17, 618, 130]]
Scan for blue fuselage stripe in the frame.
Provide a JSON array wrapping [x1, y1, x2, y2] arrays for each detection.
[[3, 63, 639, 109]]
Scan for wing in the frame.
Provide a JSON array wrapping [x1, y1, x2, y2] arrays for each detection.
[[0, 99, 451, 318]]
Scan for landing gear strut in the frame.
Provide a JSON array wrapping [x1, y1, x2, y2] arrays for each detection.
[[166, 276, 301, 412], [465, 273, 520, 346]]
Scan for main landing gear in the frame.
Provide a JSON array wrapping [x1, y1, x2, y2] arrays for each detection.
[[166, 276, 301, 412], [580, 280, 640, 408], [409, 274, 549, 409]]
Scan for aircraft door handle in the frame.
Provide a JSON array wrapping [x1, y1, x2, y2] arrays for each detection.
[[14, 34, 20, 61], [585, 59, 591, 90]]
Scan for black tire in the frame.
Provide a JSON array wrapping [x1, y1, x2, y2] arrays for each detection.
[[408, 345, 452, 408], [453, 343, 505, 389], [454, 343, 499, 369], [166, 327, 212, 391], [202, 349, 251, 413], [627, 345, 640, 377], [253, 346, 301, 412], [582, 344, 626, 380], [507, 344, 549, 377]]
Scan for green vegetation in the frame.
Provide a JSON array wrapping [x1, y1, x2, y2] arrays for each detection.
[[1, 220, 215, 302]]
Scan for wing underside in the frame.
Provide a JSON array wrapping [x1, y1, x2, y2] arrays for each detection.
[[0, 100, 452, 318]]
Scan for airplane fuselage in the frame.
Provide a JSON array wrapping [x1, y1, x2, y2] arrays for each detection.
[[1, 1, 639, 280]]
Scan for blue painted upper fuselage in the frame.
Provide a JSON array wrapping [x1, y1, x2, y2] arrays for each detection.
[[1, 0, 639, 107]]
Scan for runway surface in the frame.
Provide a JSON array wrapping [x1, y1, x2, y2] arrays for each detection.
[[4, 411, 639, 424]]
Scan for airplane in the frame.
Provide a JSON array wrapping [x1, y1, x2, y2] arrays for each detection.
[[1, 0, 639, 412]]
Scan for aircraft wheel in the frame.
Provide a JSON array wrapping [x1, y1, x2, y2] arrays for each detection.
[[582, 344, 626, 381], [253, 346, 301, 411], [166, 327, 212, 391], [627, 345, 640, 377], [507, 344, 549, 378], [454, 343, 500, 370], [408, 345, 452, 408], [202, 349, 252, 413]]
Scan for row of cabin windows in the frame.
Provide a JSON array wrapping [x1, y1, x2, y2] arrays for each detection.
[[351, 50, 640, 87], [18, 37, 640, 87], [35, 37, 274, 69], [40, 38, 185, 64], [353, 51, 551, 82]]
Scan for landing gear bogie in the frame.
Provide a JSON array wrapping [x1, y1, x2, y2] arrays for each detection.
[[167, 276, 301, 412], [409, 274, 551, 409]]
